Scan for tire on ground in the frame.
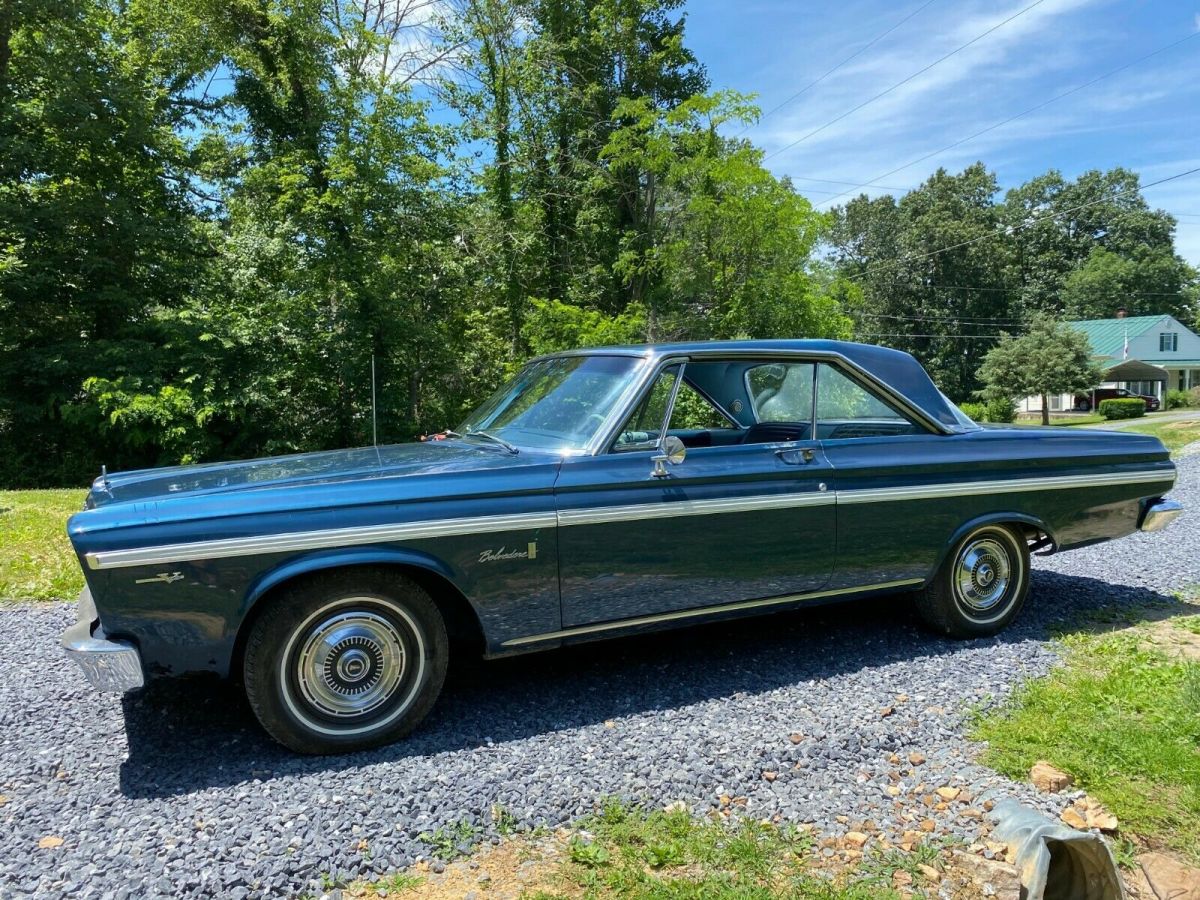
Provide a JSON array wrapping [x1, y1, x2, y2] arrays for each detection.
[[914, 524, 1030, 638], [243, 567, 448, 754]]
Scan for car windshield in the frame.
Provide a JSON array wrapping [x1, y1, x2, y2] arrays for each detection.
[[457, 355, 642, 452]]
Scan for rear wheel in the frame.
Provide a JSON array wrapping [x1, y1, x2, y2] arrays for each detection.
[[243, 569, 448, 754], [914, 525, 1030, 638]]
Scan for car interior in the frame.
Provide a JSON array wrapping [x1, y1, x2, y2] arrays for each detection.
[[612, 358, 924, 452]]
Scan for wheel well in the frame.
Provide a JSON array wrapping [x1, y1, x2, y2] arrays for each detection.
[[228, 563, 486, 683]]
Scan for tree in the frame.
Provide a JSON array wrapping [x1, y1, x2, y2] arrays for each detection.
[[976, 317, 1103, 425]]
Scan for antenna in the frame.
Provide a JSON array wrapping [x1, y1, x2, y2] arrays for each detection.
[[371, 354, 378, 446]]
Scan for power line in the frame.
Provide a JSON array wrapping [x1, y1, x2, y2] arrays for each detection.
[[763, 0, 1048, 162], [889, 283, 1193, 298], [858, 332, 1014, 339], [787, 175, 913, 192], [815, 30, 1200, 208], [855, 311, 1025, 324], [741, 0, 940, 135], [843, 165, 1200, 283]]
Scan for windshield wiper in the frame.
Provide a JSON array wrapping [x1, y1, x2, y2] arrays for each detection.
[[463, 428, 519, 454]]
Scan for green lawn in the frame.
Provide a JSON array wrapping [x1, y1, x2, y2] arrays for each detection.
[[0, 489, 87, 602], [973, 627, 1200, 865], [1118, 416, 1200, 453], [1015, 413, 1106, 427]]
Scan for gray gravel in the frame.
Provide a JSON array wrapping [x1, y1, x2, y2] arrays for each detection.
[[2, 454, 1197, 899]]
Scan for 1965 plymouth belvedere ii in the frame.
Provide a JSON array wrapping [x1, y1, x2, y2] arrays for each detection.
[[63, 340, 1183, 753]]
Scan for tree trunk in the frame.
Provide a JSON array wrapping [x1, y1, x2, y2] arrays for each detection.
[[1041, 393, 1050, 426]]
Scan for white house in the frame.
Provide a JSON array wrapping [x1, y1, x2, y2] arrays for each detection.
[[1018, 311, 1200, 414]]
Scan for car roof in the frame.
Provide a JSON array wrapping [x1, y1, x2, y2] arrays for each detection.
[[536, 339, 967, 432]]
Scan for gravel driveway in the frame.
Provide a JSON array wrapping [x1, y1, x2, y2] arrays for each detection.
[[2, 456, 1198, 899]]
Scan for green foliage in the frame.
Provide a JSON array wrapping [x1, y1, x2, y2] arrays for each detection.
[[0, 490, 87, 602], [957, 402, 986, 422], [1, 0, 1195, 486], [974, 633, 1200, 864], [418, 820, 481, 861], [976, 316, 1103, 424], [983, 396, 1017, 424], [1164, 389, 1193, 410], [1098, 398, 1146, 420], [556, 800, 892, 899]]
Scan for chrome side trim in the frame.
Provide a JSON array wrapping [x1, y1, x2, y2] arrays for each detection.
[[501, 578, 926, 647], [836, 469, 1174, 505], [85, 510, 558, 570], [557, 490, 835, 527], [83, 469, 1174, 569]]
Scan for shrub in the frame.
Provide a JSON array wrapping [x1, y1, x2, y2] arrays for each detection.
[[1099, 398, 1146, 420], [1164, 389, 1193, 410], [984, 397, 1017, 423], [958, 401, 986, 422], [1190, 386, 1200, 408]]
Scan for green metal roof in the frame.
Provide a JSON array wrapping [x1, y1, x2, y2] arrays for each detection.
[[1070, 316, 1168, 358]]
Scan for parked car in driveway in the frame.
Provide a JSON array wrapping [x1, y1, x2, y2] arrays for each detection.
[[1074, 386, 1160, 412], [63, 340, 1183, 753]]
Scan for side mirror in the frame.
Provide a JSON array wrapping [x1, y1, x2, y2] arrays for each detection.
[[651, 435, 686, 478]]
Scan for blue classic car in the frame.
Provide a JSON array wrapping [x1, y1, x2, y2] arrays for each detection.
[[63, 340, 1182, 753]]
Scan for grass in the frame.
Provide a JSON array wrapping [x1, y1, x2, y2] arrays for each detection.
[[1118, 416, 1200, 454], [542, 800, 896, 899], [1015, 413, 1106, 427], [0, 489, 87, 602], [973, 631, 1200, 865]]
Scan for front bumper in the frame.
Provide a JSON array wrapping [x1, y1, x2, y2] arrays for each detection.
[[61, 587, 144, 692], [1140, 497, 1183, 533]]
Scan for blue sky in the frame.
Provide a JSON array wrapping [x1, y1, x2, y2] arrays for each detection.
[[685, 0, 1200, 265]]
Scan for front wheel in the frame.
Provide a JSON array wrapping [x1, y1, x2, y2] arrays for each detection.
[[914, 525, 1030, 638], [243, 569, 448, 754]]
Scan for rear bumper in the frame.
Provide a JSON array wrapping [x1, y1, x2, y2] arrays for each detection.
[[1140, 498, 1183, 533], [60, 587, 144, 692]]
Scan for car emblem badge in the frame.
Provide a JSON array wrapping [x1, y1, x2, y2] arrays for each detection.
[[478, 542, 537, 563], [135, 571, 185, 585]]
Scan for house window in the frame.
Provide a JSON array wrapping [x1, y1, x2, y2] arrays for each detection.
[[1159, 332, 1178, 352]]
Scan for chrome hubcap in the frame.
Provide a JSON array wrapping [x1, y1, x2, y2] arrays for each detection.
[[954, 537, 1012, 613], [296, 611, 406, 718]]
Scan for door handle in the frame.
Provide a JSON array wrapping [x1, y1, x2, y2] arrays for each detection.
[[775, 446, 816, 464]]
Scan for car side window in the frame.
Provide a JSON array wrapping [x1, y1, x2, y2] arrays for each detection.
[[613, 365, 681, 450], [746, 363, 814, 423], [668, 382, 736, 431], [816, 364, 920, 439]]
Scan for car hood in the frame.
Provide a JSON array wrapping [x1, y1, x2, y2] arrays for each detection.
[[86, 441, 552, 508]]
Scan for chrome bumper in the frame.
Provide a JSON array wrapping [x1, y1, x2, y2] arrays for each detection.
[[61, 587, 144, 692], [1140, 498, 1183, 533]]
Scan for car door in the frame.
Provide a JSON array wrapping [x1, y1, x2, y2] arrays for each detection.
[[553, 359, 836, 628]]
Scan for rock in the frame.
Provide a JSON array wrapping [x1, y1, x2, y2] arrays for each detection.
[[936, 787, 961, 801], [893, 869, 913, 886], [908, 752, 926, 766], [663, 801, 688, 814], [950, 850, 1020, 900], [887, 786, 901, 797], [880, 706, 895, 718], [1139, 852, 1200, 900], [1030, 761, 1073, 793], [788, 733, 804, 744], [38, 836, 64, 849], [1060, 807, 1088, 830], [844, 831, 869, 849], [762, 771, 777, 782], [919, 818, 937, 833], [917, 863, 940, 881], [1085, 808, 1118, 832]]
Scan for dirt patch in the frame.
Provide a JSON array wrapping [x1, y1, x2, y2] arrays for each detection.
[[1139, 616, 1200, 661], [348, 833, 577, 899]]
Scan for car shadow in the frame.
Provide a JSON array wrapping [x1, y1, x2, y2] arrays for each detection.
[[117, 570, 1196, 799]]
